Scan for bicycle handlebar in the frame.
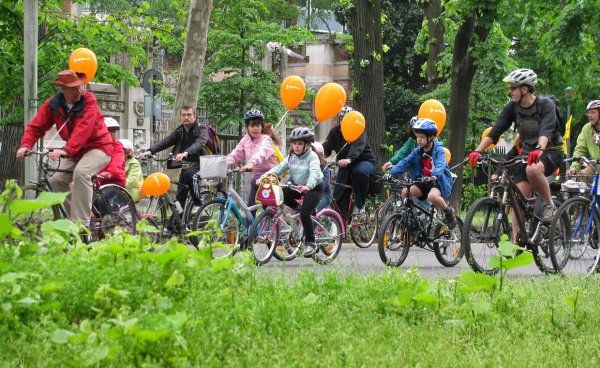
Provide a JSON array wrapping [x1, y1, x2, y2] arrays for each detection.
[[565, 156, 600, 165], [476, 154, 526, 167]]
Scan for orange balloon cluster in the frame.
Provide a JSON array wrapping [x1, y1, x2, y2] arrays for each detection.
[[141, 172, 171, 197], [68, 48, 98, 84], [280, 75, 306, 110], [341, 111, 366, 143], [315, 83, 347, 122], [418, 99, 446, 136]]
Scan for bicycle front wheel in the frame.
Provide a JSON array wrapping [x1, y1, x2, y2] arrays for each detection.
[[462, 197, 508, 275], [93, 184, 137, 237], [192, 199, 241, 258], [248, 211, 280, 265], [350, 204, 379, 248], [313, 210, 344, 265], [548, 197, 600, 276], [377, 213, 411, 267]]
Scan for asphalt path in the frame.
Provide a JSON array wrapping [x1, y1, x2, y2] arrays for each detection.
[[262, 242, 545, 276]]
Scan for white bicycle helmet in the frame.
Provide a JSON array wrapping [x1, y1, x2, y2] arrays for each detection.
[[586, 100, 600, 111], [338, 106, 354, 118], [290, 127, 315, 143], [119, 139, 134, 152], [104, 117, 120, 130], [503, 68, 538, 88]]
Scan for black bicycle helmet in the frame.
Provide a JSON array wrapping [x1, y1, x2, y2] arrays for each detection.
[[290, 127, 315, 143]]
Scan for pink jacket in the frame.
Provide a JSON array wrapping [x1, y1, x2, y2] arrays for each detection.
[[227, 134, 279, 176]]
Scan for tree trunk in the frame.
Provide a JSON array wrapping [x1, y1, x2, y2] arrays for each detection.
[[349, 0, 386, 166], [0, 122, 25, 187], [172, 0, 213, 132], [425, 0, 444, 91], [447, 5, 497, 210]]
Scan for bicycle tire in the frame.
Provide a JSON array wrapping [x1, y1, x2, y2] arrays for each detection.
[[548, 196, 600, 276], [433, 217, 464, 267], [378, 193, 400, 226], [137, 195, 168, 242], [462, 197, 507, 275], [312, 209, 344, 265], [191, 198, 242, 258], [377, 212, 411, 267], [349, 204, 380, 248], [529, 198, 562, 274], [93, 184, 137, 237], [248, 210, 279, 265], [272, 214, 302, 262]]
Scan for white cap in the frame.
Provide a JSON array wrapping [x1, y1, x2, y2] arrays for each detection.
[[119, 139, 134, 152], [104, 117, 120, 129]]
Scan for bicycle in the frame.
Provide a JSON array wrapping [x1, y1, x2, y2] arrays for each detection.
[[461, 155, 560, 274], [18, 149, 137, 240], [136, 154, 225, 244], [547, 157, 600, 276], [191, 169, 262, 259], [249, 178, 344, 265], [377, 176, 464, 267]]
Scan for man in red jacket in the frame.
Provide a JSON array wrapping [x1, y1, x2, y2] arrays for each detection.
[[16, 70, 113, 226]]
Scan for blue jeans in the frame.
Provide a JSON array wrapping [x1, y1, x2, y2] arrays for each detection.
[[333, 160, 374, 219], [316, 193, 332, 212]]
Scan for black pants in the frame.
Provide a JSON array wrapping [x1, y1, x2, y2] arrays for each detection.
[[333, 160, 374, 219], [283, 184, 323, 243], [176, 163, 200, 205]]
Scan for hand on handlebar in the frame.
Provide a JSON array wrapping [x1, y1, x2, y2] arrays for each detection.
[[337, 159, 351, 168], [49, 149, 68, 161], [382, 162, 394, 171], [16, 147, 30, 159], [468, 151, 482, 168], [138, 151, 152, 159], [420, 175, 437, 183], [175, 152, 189, 161]]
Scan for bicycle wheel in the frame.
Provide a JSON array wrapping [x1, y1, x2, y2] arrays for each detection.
[[313, 210, 344, 265], [248, 211, 279, 265], [93, 184, 137, 237], [272, 214, 302, 261], [350, 201, 380, 248], [462, 197, 508, 275], [185, 189, 228, 246], [433, 217, 464, 267], [191, 199, 242, 258], [136, 196, 168, 242], [377, 212, 411, 267], [15, 184, 62, 231], [528, 197, 563, 274], [548, 197, 600, 276], [378, 193, 400, 226]]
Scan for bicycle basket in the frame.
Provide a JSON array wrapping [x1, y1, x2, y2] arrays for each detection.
[[255, 173, 284, 206], [561, 179, 589, 194], [199, 155, 228, 179]]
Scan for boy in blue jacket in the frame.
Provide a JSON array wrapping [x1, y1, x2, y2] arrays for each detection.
[[389, 118, 457, 229]]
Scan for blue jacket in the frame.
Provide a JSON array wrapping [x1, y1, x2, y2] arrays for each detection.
[[389, 141, 455, 199]]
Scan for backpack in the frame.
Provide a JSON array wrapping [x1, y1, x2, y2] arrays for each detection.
[[204, 123, 221, 154], [537, 94, 566, 136]]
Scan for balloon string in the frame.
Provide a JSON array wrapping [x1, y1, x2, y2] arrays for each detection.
[[323, 142, 348, 171], [273, 110, 289, 131]]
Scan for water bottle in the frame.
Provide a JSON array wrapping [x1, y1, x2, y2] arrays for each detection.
[[174, 200, 184, 215]]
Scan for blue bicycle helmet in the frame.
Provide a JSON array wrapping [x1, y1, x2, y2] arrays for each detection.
[[412, 118, 438, 136], [243, 109, 265, 124]]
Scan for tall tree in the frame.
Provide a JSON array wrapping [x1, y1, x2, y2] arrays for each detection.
[[446, 1, 500, 209], [348, 0, 386, 165], [424, 0, 444, 91], [171, 0, 213, 129]]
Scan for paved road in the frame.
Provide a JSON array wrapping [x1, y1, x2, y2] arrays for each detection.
[[263, 242, 545, 276]]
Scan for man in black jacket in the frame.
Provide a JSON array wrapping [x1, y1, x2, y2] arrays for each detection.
[[322, 106, 375, 219], [140, 106, 208, 206]]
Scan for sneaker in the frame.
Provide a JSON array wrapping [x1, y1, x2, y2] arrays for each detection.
[[304, 242, 317, 257], [542, 203, 556, 222], [444, 207, 457, 230]]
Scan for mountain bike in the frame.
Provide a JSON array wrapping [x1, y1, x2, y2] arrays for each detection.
[[18, 149, 137, 240], [249, 181, 344, 265], [377, 176, 463, 267], [461, 155, 561, 274], [137, 154, 225, 244], [547, 157, 600, 276]]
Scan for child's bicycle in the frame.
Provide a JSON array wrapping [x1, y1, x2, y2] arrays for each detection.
[[377, 175, 464, 267], [249, 175, 344, 265], [547, 157, 600, 276]]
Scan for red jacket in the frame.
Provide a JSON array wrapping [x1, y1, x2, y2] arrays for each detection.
[[20, 90, 113, 159], [97, 139, 126, 187]]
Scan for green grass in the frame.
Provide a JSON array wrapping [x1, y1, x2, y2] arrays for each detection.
[[2, 226, 600, 367]]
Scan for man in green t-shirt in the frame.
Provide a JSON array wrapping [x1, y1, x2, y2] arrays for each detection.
[[382, 116, 417, 171], [567, 100, 600, 175]]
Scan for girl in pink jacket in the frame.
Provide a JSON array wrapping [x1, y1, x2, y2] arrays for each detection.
[[227, 109, 280, 206]]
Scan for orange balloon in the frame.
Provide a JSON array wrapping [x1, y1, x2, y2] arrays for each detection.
[[315, 83, 347, 122], [141, 172, 171, 197], [418, 99, 446, 135], [443, 147, 451, 164], [341, 111, 366, 143], [481, 127, 496, 149], [280, 75, 306, 110], [68, 48, 98, 84]]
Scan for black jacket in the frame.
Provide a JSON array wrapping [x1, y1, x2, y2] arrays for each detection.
[[149, 123, 209, 161], [322, 125, 375, 164]]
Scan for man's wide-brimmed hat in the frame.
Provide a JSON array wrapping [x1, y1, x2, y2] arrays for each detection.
[[53, 70, 85, 87]]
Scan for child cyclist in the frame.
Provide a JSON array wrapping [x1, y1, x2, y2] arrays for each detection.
[[259, 127, 324, 257], [227, 109, 281, 206], [382, 116, 418, 171], [389, 118, 457, 229]]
